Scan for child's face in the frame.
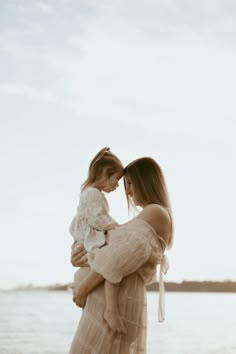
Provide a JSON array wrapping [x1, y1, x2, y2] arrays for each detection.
[[103, 172, 123, 193]]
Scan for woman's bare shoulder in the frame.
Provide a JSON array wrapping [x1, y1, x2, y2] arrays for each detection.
[[139, 204, 170, 219], [137, 204, 171, 238]]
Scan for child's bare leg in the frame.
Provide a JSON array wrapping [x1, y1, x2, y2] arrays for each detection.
[[103, 280, 127, 334]]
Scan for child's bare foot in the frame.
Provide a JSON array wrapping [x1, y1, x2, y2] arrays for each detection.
[[104, 308, 127, 334]]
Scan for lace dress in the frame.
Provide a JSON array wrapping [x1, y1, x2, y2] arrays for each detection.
[[69, 218, 169, 354], [69, 187, 118, 266]]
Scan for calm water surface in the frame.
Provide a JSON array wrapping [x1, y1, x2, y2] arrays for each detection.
[[0, 291, 235, 354]]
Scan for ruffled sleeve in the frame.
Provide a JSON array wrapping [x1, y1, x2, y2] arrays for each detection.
[[82, 188, 118, 231], [91, 222, 154, 283], [69, 216, 77, 237]]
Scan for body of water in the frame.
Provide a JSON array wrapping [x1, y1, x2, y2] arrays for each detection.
[[0, 290, 235, 354]]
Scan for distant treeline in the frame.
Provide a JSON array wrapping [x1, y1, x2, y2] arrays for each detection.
[[11, 281, 236, 292], [147, 281, 236, 292]]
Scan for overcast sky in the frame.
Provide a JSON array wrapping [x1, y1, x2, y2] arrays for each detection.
[[0, 0, 236, 289]]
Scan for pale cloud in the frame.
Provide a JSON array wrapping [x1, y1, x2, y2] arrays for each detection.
[[35, 2, 53, 13], [28, 22, 45, 34], [0, 27, 47, 54], [17, 4, 26, 13], [88, 0, 236, 46], [0, 83, 57, 103], [66, 36, 85, 52]]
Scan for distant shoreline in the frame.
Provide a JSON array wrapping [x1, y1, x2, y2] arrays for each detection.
[[3, 280, 236, 293], [147, 280, 236, 292]]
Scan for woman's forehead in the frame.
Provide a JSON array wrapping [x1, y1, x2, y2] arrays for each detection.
[[124, 174, 131, 181]]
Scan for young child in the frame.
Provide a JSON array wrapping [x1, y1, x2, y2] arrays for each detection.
[[69, 147, 127, 334]]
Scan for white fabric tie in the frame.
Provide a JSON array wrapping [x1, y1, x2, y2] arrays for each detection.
[[158, 254, 169, 322]]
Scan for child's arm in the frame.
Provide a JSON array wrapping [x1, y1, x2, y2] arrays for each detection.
[[84, 188, 118, 231]]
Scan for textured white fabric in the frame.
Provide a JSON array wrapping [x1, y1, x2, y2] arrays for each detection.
[[69, 187, 118, 265], [91, 218, 169, 323], [158, 254, 169, 322]]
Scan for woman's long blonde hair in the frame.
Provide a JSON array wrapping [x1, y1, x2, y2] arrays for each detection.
[[124, 157, 173, 248], [81, 147, 123, 191]]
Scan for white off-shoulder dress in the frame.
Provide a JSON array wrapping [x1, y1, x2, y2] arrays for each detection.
[[69, 218, 169, 354], [69, 187, 118, 266]]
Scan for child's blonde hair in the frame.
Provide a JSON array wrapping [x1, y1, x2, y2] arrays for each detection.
[[81, 147, 124, 191], [124, 157, 173, 248]]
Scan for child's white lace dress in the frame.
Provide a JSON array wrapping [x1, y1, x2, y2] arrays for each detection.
[[69, 187, 118, 266]]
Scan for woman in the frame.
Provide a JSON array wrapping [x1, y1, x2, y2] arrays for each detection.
[[70, 157, 173, 354]]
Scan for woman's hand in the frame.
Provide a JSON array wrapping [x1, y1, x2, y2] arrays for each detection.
[[71, 242, 88, 267], [71, 282, 88, 308]]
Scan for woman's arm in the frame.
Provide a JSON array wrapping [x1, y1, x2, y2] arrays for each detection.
[[70, 243, 104, 307], [89, 206, 170, 284]]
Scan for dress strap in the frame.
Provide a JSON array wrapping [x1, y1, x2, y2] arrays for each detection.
[[158, 254, 169, 322]]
